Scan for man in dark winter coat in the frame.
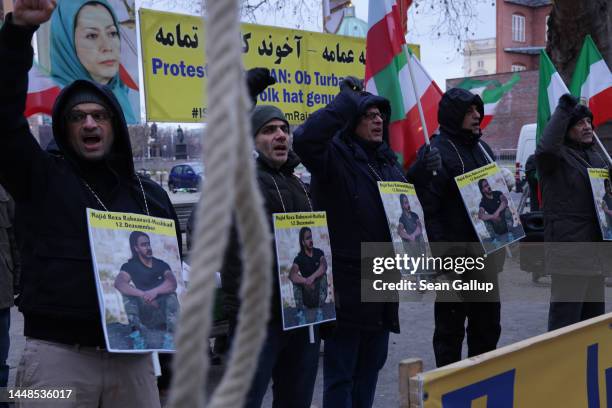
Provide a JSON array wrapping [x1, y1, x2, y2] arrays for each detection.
[[293, 78, 440, 408], [0, 184, 19, 408], [0, 2, 181, 406], [536, 94, 608, 331], [221, 104, 320, 408], [413, 88, 505, 368]]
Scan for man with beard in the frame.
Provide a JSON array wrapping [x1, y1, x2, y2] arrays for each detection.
[[397, 193, 424, 244], [289, 226, 328, 324], [397, 193, 426, 259], [413, 88, 506, 368], [115, 231, 178, 350], [477, 178, 514, 244], [536, 94, 608, 330]]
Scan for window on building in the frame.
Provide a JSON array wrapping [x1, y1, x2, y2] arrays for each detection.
[[512, 14, 525, 42], [511, 64, 526, 72], [478, 60, 484, 68], [545, 15, 550, 43]]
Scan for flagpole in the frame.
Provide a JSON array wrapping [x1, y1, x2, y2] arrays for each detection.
[[403, 44, 430, 146], [402, 44, 436, 175]]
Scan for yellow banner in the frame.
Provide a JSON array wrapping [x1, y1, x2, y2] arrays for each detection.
[[378, 181, 416, 195], [139, 8, 420, 123], [588, 168, 610, 180], [273, 212, 327, 229], [455, 163, 499, 188], [87, 209, 176, 237], [415, 313, 612, 407]]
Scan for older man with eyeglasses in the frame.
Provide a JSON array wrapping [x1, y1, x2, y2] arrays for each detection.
[[293, 77, 440, 408], [0, 2, 182, 406]]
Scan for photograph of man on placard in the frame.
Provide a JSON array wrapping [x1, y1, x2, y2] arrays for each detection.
[[114, 231, 179, 350], [274, 222, 336, 331], [87, 222, 184, 352]]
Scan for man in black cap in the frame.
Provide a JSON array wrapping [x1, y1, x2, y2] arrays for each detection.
[[0, 1, 181, 406], [221, 103, 321, 408], [536, 94, 608, 330]]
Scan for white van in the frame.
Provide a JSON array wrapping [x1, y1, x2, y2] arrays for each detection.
[[515, 123, 537, 187]]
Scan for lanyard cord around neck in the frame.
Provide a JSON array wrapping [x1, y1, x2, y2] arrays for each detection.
[[82, 176, 150, 216], [571, 148, 609, 171], [366, 162, 408, 183], [267, 173, 313, 213], [446, 139, 492, 174]]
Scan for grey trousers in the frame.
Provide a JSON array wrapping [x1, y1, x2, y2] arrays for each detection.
[[15, 338, 160, 408]]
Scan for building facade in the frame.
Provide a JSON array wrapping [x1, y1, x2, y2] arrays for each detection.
[[463, 38, 497, 77], [496, 0, 552, 73]]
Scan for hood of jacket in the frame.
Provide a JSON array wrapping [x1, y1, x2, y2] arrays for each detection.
[[438, 88, 484, 144], [50, 0, 136, 123], [51, 79, 135, 179], [343, 92, 392, 144]]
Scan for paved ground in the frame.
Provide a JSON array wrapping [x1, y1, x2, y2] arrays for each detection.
[[166, 189, 200, 205], [7, 252, 612, 407]]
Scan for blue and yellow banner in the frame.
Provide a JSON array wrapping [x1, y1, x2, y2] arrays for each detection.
[[414, 313, 612, 407], [139, 8, 419, 124]]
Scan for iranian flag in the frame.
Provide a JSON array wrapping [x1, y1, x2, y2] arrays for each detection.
[[364, 0, 442, 167], [536, 50, 569, 144], [25, 64, 61, 117], [456, 74, 520, 129], [569, 35, 612, 127]]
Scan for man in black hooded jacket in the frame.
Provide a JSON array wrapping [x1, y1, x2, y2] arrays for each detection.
[[413, 88, 505, 368], [0, 2, 181, 406], [293, 79, 440, 408]]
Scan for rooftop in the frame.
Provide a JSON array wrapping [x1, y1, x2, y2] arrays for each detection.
[[504, 46, 544, 55], [505, 0, 552, 7], [336, 6, 368, 38]]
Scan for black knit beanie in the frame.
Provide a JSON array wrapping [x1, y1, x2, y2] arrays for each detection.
[[62, 88, 111, 119], [567, 103, 594, 130], [251, 105, 288, 138]]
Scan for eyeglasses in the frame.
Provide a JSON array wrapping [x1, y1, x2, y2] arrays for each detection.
[[363, 111, 386, 121], [67, 110, 113, 124], [260, 124, 290, 135]]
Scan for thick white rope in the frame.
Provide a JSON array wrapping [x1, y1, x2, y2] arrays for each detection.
[[168, 0, 272, 406]]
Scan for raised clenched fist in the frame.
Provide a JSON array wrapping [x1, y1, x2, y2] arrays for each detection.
[[13, 0, 57, 27]]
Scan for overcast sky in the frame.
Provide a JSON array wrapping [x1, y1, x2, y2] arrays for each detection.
[[246, 0, 497, 90]]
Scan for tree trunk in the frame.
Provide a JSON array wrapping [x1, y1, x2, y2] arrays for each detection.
[[547, 0, 612, 152], [547, 0, 611, 82]]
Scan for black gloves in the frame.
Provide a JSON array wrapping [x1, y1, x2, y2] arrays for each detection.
[[246, 67, 276, 105], [420, 145, 441, 172], [339, 76, 364, 93], [558, 93, 579, 113], [336, 76, 365, 112]]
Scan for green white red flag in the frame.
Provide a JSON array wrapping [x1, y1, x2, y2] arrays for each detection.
[[456, 74, 521, 129], [365, 0, 442, 167], [569, 35, 612, 127], [25, 64, 61, 117], [536, 50, 569, 144]]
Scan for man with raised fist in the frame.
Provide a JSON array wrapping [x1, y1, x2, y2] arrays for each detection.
[[0, 1, 182, 406]]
